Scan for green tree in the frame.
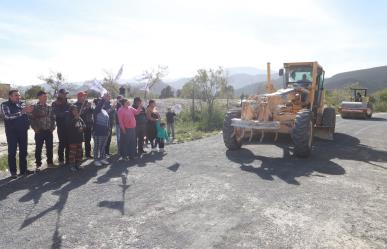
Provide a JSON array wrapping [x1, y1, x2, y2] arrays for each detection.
[[220, 85, 234, 108], [176, 89, 182, 98], [39, 71, 66, 96], [102, 70, 120, 98], [180, 79, 199, 121], [193, 67, 227, 116], [160, 85, 174, 99], [25, 85, 46, 99], [373, 88, 387, 112], [180, 80, 196, 98]]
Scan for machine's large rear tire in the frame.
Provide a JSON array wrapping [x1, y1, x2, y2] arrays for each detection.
[[223, 110, 242, 150], [292, 110, 313, 158], [322, 107, 336, 133]]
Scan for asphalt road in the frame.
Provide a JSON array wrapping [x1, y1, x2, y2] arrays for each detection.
[[0, 113, 386, 249]]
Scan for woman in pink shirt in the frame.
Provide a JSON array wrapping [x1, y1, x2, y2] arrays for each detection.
[[117, 98, 143, 160]]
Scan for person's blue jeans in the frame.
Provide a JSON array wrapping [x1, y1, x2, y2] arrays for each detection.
[[6, 129, 28, 175], [34, 130, 53, 167]]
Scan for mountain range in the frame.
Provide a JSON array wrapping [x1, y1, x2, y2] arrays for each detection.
[[232, 66, 387, 96], [324, 66, 387, 93], [16, 66, 387, 96]]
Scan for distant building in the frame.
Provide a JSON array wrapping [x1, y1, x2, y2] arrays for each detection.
[[0, 83, 10, 99]]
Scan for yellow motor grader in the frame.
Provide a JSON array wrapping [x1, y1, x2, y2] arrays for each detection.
[[223, 62, 336, 157]]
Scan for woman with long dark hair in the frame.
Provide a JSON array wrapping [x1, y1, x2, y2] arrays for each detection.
[[146, 100, 160, 150]]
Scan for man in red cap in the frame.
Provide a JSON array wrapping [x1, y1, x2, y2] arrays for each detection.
[[75, 91, 94, 158]]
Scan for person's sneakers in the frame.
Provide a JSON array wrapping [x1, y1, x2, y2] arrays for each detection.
[[159, 148, 165, 152], [35, 164, 41, 172], [94, 160, 103, 167], [26, 170, 35, 175], [75, 164, 82, 170], [69, 165, 77, 172], [58, 161, 66, 166], [100, 159, 109, 165], [47, 163, 59, 169], [10, 174, 18, 179], [86, 155, 93, 159]]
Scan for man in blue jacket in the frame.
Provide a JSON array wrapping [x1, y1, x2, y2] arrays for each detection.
[[1, 90, 34, 178]]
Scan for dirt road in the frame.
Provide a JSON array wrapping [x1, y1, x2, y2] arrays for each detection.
[[0, 113, 386, 248]]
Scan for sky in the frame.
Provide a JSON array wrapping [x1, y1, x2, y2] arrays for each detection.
[[0, 0, 387, 85]]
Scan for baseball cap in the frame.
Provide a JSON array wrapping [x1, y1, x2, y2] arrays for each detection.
[[36, 90, 47, 97], [58, 89, 69, 94], [77, 91, 87, 97]]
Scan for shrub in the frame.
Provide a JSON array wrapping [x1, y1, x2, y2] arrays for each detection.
[[197, 105, 225, 132]]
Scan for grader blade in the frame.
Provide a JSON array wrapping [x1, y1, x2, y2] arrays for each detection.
[[231, 118, 280, 130], [314, 127, 334, 140]]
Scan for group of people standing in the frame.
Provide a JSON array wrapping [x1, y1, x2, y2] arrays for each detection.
[[117, 97, 172, 160], [1, 88, 176, 179]]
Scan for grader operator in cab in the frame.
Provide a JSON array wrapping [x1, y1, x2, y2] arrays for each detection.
[[223, 62, 336, 157]]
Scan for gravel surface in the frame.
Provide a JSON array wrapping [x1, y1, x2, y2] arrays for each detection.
[[0, 113, 386, 249]]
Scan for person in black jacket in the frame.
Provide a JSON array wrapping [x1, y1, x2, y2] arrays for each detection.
[[102, 93, 114, 156], [132, 97, 147, 154], [0, 90, 34, 178], [166, 107, 176, 140], [65, 105, 86, 172], [75, 91, 94, 158], [52, 89, 70, 165]]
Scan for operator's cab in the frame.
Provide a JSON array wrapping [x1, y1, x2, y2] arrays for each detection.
[[351, 88, 368, 102], [279, 62, 325, 109], [285, 67, 313, 89]]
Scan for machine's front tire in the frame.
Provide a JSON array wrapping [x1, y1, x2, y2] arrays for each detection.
[[223, 110, 242, 150], [292, 110, 313, 158], [322, 107, 336, 133]]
